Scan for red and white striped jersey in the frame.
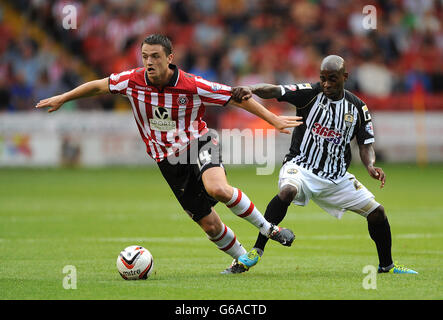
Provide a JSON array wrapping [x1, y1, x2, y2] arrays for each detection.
[[108, 64, 232, 162]]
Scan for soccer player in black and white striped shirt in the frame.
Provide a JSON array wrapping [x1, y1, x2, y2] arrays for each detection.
[[231, 55, 418, 274]]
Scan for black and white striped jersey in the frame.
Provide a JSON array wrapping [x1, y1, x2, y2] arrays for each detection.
[[278, 82, 375, 181]]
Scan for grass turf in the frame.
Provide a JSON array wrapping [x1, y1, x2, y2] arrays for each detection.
[[0, 164, 442, 300]]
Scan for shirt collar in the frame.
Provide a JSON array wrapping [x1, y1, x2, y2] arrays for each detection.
[[326, 89, 346, 103], [145, 64, 179, 87]]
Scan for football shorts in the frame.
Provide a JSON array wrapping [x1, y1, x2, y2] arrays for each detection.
[[157, 132, 224, 222], [278, 160, 379, 219]]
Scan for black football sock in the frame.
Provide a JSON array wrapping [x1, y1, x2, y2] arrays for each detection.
[[254, 195, 291, 253], [368, 217, 393, 268]]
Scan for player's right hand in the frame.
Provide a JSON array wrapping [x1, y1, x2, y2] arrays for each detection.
[[35, 95, 65, 113], [232, 86, 252, 103], [273, 115, 303, 134]]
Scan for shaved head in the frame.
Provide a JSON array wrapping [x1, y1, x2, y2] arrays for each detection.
[[320, 55, 346, 73], [319, 55, 348, 100]]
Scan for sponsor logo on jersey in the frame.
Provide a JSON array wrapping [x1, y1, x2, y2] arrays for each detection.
[[312, 122, 342, 145], [135, 85, 152, 91], [362, 105, 371, 121], [211, 82, 223, 92], [287, 168, 298, 174], [150, 107, 176, 131], [154, 107, 168, 120]]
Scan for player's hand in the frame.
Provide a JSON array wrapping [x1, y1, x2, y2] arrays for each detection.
[[367, 165, 386, 188], [273, 115, 303, 134], [35, 95, 65, 113], [232, 86, 252, 103]]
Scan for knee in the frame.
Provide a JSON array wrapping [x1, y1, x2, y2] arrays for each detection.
[[202, 223, 220, 238], [367, 205, 387, 225], [278, 185, 298, 203], [206, 184, 232, 203], [198, 214, 223, 238]]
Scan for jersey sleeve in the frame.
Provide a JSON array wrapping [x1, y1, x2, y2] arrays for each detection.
[[195, 77, 232, 106], [108, 69, 137, 95], [356, 103, 375, 145], [277, 82, 321, 107]]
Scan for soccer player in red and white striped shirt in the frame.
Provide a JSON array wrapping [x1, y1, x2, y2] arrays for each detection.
[[35, 34, 302, 274]]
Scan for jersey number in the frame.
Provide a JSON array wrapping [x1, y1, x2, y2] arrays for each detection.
[[199, 150, 212, 166]]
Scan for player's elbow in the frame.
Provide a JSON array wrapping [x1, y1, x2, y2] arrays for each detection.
[[96, 78, 110, 94]]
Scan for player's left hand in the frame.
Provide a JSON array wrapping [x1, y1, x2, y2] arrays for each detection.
[[367, 166, 386, 188]]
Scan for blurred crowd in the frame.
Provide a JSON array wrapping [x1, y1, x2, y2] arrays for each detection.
[[0, 0, 442, 114]]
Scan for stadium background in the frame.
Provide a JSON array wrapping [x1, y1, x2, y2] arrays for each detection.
[[0, 0, 442, 166], [0, 0, 442, 301]]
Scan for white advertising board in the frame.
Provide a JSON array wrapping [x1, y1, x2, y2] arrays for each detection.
[[0, 111, 442, 167]]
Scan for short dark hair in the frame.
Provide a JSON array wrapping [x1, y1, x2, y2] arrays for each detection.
[[141, 34, 173, 56]]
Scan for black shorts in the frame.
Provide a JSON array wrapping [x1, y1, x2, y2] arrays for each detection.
[[157, 132, 224, 222]]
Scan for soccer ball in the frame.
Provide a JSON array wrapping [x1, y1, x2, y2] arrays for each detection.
[[116, 245, 154, 280]]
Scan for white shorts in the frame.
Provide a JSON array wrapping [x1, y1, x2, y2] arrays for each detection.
[[278, 161, 379, 219]]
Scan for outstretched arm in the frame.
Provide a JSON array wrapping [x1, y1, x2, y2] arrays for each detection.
[[229, 97, 302, 134], [359, 143, 386, 188], [35, 78, 110, 112], [232, 83, 282, 102]]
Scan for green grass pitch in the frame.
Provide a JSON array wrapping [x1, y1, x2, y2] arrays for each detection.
[[0, 164, 442, 300]]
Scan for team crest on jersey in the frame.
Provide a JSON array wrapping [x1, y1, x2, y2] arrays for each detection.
[[150, 107, 176, 131], [177, 95, 188, 106], [344, 113, 354, 127], [287, 168, 298, 174]]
